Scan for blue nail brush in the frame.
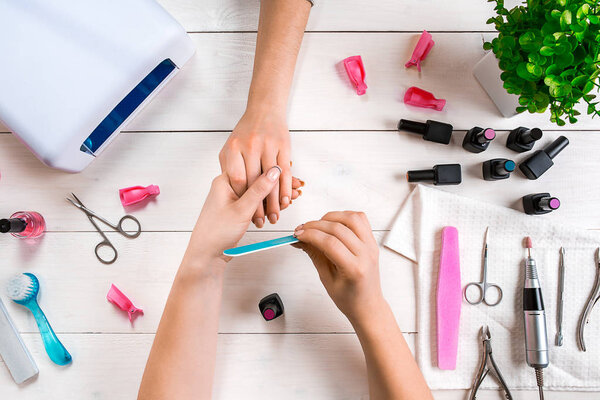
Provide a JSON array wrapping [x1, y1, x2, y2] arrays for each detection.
[[223, 235, 299, 257]]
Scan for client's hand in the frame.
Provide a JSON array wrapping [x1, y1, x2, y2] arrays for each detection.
[[294, 211, 384, 324], [183, 166, 282, 268]]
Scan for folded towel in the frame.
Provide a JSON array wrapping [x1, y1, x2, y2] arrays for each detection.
[[385, 184, 600, 390]]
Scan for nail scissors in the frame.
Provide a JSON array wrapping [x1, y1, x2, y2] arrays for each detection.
[[577, 248, 600, 352], [66, 193, 141, 264], [464, 227, 503, 306], [469, 326, 513, 400]]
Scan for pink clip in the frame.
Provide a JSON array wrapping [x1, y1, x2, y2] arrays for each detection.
[[107, 284, 143, 322], [404, 86, 446, 111], [119, 185, 160, 206], [405, 30, 435, 71], [343, 56, 367, 95]]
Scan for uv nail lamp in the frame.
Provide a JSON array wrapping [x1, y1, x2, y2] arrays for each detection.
[[0, 1, 195, 172]]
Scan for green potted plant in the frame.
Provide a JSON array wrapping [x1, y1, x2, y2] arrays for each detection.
[[475, 0, 600, 125]]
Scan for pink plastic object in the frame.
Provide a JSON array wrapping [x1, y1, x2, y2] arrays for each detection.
[[405, 30, 435, 71], [436, 226, 461, 370], [119, 185, 160, 206], [404, 86, 446, 111], [343, 56, 367, 95], [107, 284, 143, 322]]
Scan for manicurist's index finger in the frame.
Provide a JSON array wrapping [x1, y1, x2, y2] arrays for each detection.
[[294, 227, 355, 268], [321, 211, 374, 244]]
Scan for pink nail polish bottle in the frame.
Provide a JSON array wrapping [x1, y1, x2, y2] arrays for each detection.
[[0, 211, 46, 238]]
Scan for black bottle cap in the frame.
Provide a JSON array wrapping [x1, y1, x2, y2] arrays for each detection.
[[398, 119, 453, 144], [537, 196, 560, 211], [398, 119, 426, 134], [258, 293, 284, 321], [407, 169, 435, 182], [494, 159, 515, 176], [520, 128, 543, 145], [545, 136, 569, 159], [475, 128, 496, 144], [0, 218, 26, 233]]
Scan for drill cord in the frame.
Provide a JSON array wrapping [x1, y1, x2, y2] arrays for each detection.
[[535, 368, 544, 400]]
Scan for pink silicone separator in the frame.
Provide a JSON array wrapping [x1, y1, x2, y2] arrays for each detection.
[[107, 284, 143, 322], [405, 30, 435, 71], [343, 55, 368, 95], [404, 86, 446, 111], [119, 185, 160, 206]]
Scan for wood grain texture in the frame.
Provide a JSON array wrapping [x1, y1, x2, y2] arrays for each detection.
[[156, 0, 497, 32]]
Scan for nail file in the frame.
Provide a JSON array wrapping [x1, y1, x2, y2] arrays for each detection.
[[223, 235, 299, 257], [0, 298, 39, 384], [437, 226, 461, 370]]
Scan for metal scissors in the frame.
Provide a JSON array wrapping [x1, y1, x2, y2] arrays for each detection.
[[66, 193, 141, 264], [464, 227, 503, 306], [469, 326, 513, 400], [577, 248, 600, 352]]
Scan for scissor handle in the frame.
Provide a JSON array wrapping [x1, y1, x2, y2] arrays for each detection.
[[116, 215, 141, 238], [95, 240, 118, 264], [482, 283, 503, 306], [464, 282, 485, 305]]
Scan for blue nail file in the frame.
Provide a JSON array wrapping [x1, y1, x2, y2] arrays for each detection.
[[223, 235, 299, 257]]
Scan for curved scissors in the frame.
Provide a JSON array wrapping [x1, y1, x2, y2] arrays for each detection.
[[464, 227, 503, 306], [67, 193, 141, 264]]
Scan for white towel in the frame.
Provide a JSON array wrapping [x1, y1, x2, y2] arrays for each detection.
[[385, 184, 600, 391]]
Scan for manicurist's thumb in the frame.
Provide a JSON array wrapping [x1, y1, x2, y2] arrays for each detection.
[[236, 166, 281, 218]]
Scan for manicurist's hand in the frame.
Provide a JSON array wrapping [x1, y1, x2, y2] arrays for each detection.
[[219, 109, 293, 228], [183, 165, 284, 268], [293, 211, 384, 324]]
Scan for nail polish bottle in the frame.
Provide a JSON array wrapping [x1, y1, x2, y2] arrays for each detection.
[[522, 193, 560, 215], [482, 158, 515, 181], [0, 211, 45, 239], [398, 119, 453, 145], [519, 136, 569, 180], [259, 293, 284, 321], [407, 164, 462, 185], [462, 127, 496, 153], [506, 127, 543, 152]]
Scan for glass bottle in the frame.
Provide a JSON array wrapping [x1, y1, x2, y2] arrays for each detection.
[[0, 211, 46, 238]]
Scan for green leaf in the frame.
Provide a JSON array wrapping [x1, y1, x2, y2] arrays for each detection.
[[572, 75, 589, 87], [560, 10, 572, 30], [557, 118, 566, 126], [583, 81, 595, 93], [555, 52, 575, 68], [577, 4, 590, 19], [483, 42, 493, 50], [551, 9, 562, 19], [516, 106, 527, 113], [540, 46, 554, 56]]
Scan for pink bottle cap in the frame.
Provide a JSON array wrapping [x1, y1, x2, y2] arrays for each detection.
[[119, 185, 160, 206], [107, 284, 143, 322], [404, 86, 446, 111], [405, 30, 435, 72], [343, 55, 368, 95]]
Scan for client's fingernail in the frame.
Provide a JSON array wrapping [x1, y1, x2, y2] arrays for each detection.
[[281, 196, 290, 206], [294, 229, 304, 237], [298, 189, 303, 196], [267, 166, 281, 181], [299, 180, 305, 187], [254, 218, 264, 228], [268, 213, 278, 224], [295, 224, 304, 231]]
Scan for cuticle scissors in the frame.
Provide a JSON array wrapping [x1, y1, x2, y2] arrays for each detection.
[[464, 227, 503, 306], [66, 193, 141, 264]]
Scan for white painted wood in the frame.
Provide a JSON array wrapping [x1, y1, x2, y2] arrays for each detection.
[[0, 333, 594, 399], [0, 231, 416, 334], [1, 131, 599, 232], [156, 0, 497, 32]]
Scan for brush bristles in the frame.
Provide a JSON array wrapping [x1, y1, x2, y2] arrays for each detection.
[[6, 273, 37, 301], [525, 236, 533, 249]]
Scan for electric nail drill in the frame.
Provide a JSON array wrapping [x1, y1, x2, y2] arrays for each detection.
[[482, 158, 515, 181], [462, 127, 496, 153], [507, 127, 543, 152], [523, 237, 549, 399], [398, 119, 453, 145], [407, 164, 462, 185], [259, 293, 284, 321], [519, 136, 569, 180], [522, 193, 560, 215]]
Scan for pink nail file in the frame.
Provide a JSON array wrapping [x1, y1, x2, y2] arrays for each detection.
[[436, 226, 461, 370]]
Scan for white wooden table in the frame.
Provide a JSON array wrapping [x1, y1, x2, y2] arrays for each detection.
[[1, 1, 598, 398]]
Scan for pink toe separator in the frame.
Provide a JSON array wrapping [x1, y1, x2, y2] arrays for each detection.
[[343, 55, 367, 95], [119, 185, 160, 206], [405, 30, 435, 71], [404, 86, 446, 111], [107, 284, 143, 322]]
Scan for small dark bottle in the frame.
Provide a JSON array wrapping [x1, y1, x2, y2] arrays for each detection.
[[506, 127, 543, 153], [259, 293, 284, 321], [462, 127, 496, 153], [398, 119, 453, 145], [482, 158, 516, 181], [0, 211, 45, 239], [407, 164, 462, 185], [522, 193, 560, 215], [519, 136, 569, 180]]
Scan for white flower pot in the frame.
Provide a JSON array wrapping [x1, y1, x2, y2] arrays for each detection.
[[473, 51, 520, 118]]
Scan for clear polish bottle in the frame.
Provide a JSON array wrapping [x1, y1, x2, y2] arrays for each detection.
[[0, 211, 46, 238]]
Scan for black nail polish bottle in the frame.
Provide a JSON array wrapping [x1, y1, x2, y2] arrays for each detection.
[[462, 127, 496, 153], [506, 127, 543, 152], [522, 193, 561, 215], [259, 293, 284, 321], [398, 119, 453, 145], [407, 164, 462, 185], [519, 136, 569, 180], [482, 158, 516, 181]]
